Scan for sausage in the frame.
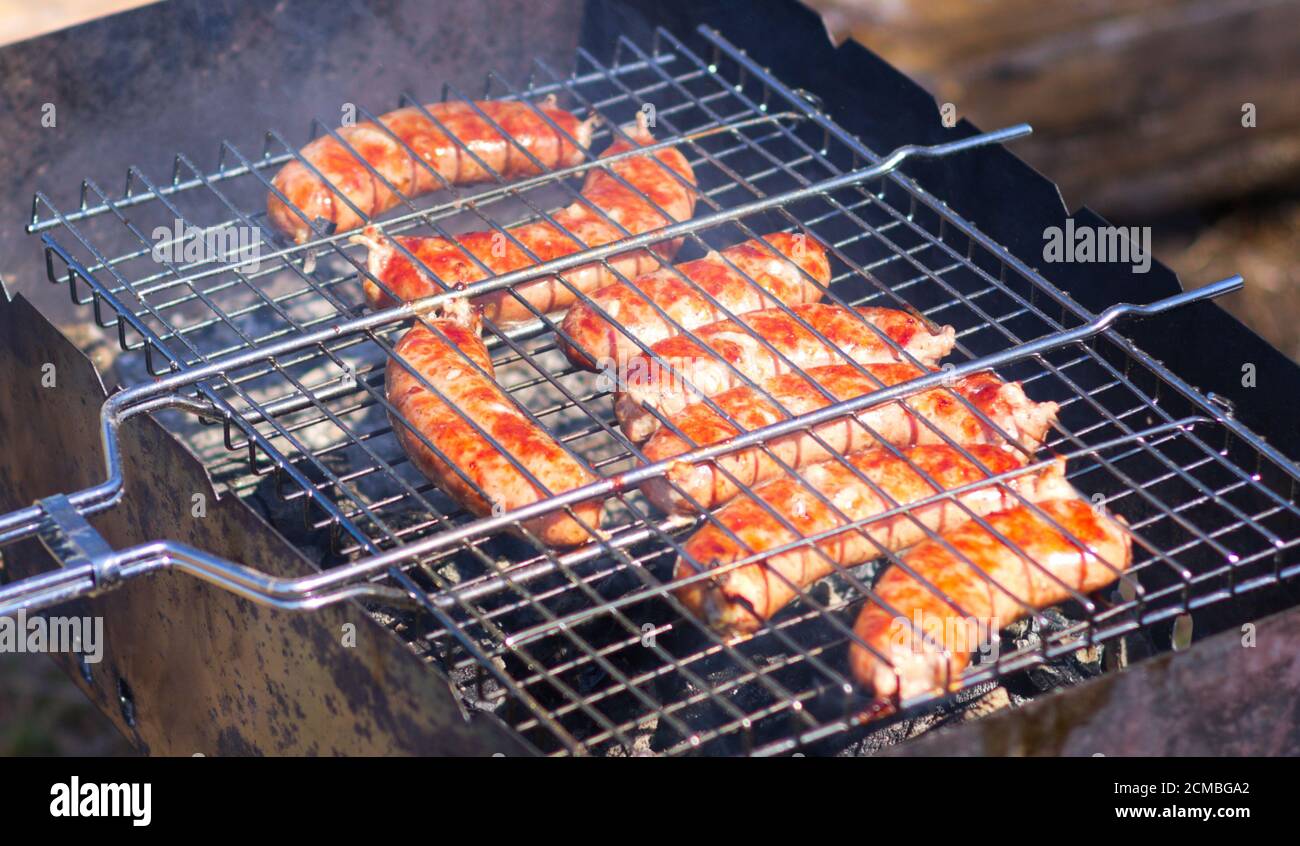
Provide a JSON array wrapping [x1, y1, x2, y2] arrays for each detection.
[[849, 497, 1131, 703], [386, 298, 602, 547], [355, 119, 697, 324], [269, 96, 598, 244], [558, 233, 829, 370], [615, 304, 956, 442], [640, 363, 1059, 514], [674, 447, 1072, 636]]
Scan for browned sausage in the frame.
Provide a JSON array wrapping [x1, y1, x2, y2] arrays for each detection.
[[850, 498, 1131, 703], [355, 119, 696, 324], [615, 304, 956, 442], [386, 298, 602, 547], [269, 97, 597, 244], [640, 363, 1059, 514], [675, 446, 1072, 636], [558, 233, 829, 370]]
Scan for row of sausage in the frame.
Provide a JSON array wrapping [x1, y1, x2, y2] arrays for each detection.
[[266, 98, 1132, 704]]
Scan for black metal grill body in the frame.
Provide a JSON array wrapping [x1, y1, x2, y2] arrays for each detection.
[[1, 0, 1298, 756]]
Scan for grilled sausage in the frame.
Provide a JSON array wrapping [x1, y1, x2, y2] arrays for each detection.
[[676, 449, 1071, 634], [615, 304, 956, 442], [675, 447, 1072, 636], [270, 96, 598, 244], [559, 233, 829, 370], [355, 118, 697, 324], [386, 298, 602, 547], [640, 363, 1059, 514], [849, 497, 1131, 702]]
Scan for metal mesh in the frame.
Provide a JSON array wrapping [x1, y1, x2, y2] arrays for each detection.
[[29, 24, 1300, 756]]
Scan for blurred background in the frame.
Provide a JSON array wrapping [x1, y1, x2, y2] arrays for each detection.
[[808, 0, 1300, 360], [1, 0, 1296, 754]]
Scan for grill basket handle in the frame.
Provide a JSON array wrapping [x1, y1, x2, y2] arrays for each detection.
[[0, 277, 1246, 621]]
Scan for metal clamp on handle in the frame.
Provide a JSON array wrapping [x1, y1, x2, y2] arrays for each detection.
[[0, 494, 119, 616], [0, 389, 217, 617], [37, 494, 122, 588]]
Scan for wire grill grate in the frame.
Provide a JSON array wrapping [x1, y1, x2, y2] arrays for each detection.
[[27, 24, 1300, 756]]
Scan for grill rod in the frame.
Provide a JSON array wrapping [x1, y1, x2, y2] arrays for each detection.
[[429, 416, 1203, 615], [363, 122, 1033, 320], [0, 275, 1242, 617]]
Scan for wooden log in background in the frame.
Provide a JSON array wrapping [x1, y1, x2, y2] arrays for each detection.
[[811, 0, 1300, 218]]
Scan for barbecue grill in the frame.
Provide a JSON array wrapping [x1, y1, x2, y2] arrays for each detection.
[[2, 0, 1298, 757]]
